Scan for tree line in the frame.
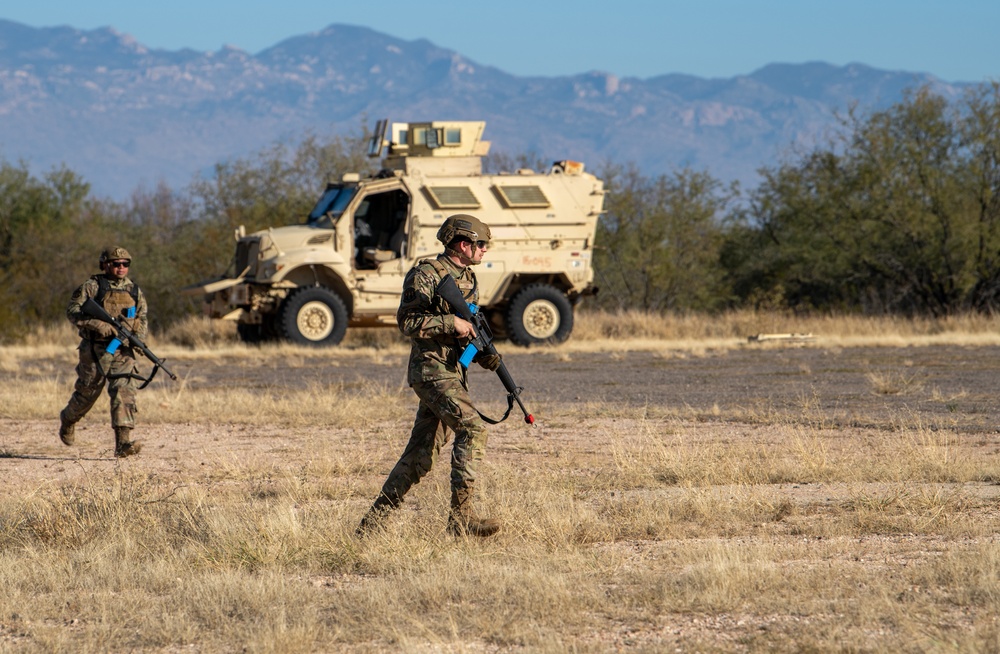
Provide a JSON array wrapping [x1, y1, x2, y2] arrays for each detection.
[[597, 83, 1000, 317], [2, 84, 998, 341]]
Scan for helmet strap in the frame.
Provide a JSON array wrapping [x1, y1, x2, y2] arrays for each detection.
[[444, 246, 468, 265], [445, 242, 479, 267]]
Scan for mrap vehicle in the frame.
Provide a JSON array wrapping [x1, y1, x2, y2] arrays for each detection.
[[185, 119, 605, 347]]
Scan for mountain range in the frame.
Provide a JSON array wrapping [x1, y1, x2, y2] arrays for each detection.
[[0, 19, 978, 199]]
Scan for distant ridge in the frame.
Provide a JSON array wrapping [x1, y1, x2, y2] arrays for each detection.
[[0, 19, 974, 198]]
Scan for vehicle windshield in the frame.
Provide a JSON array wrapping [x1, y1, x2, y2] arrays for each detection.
[[306, 185, 357, 226]]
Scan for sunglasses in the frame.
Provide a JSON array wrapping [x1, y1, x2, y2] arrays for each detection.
[[109, 260, 131, 268], [467, 240, 488, 250]]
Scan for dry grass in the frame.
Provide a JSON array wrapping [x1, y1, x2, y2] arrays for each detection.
[[572, 308, 1000, 350], [20, 308, 1000, 352], [3, 408, 999, 651], [2, 312, 1000, 651]]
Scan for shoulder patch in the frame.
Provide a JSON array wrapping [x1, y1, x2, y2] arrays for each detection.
[[402, 287, 418, 303]]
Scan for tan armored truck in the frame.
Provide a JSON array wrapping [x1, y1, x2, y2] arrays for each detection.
[[185, 119, 605, 346]]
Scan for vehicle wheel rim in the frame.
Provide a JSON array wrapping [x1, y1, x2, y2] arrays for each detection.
[[297, 301, 335, 341], [522, 299, 560, 340]]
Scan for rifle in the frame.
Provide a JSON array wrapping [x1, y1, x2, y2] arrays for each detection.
[[435, 275, 534, 425], [82, 297, 178, 388]]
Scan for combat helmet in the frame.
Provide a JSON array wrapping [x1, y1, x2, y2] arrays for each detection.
[[99, 245, 132, 267], [436, 214, 491, 247]]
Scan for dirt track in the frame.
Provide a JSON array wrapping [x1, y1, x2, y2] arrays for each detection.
[[184, 341, 1000, 430], [6, 341, 1000, 485], [4, 341, 1000, 650]]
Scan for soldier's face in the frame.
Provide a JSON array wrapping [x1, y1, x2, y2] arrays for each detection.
[[462, 239, 487, 264], [105, 260, 130, 280]]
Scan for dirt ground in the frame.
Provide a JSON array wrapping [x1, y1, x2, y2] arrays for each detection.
[[203, 340, 1000, 430], [3, 340, 1000, 650], [193, 340, 1000, 429], [5, 340, 1000, 496]]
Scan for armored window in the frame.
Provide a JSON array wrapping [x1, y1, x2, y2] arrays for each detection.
[[493, 185, 550, 209], [424, 186, 481, 209], [427, 127, 461, 149], [307, 185, 356, 223]]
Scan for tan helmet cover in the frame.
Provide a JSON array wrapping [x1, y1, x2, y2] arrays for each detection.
[[100, 246, 132, 266], [436, 214, 492, 247]]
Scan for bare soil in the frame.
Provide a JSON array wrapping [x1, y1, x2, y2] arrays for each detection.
[[189, 341, 1000, 429], [5, 340, 1000, 497], [3, 341, 1000, 650]]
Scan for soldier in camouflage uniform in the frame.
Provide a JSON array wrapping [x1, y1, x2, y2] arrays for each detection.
[[59, 246, 147, 458], [358, 214, 503, 537]]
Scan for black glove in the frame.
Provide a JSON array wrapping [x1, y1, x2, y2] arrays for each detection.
[[476, 353, 501, 372]]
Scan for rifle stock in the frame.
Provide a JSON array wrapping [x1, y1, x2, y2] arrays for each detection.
[[435, 275, 534, 425], [82, 297, 178, 384]]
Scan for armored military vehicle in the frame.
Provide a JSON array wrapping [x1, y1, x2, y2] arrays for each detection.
[[185, 119, 605, 347]]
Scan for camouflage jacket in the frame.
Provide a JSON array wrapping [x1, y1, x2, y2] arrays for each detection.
[[397, 254, 478, 385], [67, 274, 148, 342]]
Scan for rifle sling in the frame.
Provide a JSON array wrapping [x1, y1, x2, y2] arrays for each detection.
[[476, 392, 517, 425], [89, 340, 158, 389]]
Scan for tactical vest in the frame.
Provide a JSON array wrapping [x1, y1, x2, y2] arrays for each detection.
[[420, 257, 478, 306], [95, 276, 140, 332]]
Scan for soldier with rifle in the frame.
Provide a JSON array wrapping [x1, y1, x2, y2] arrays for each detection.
[[358, 214, 526, 538], [59, 246, 166, 457]]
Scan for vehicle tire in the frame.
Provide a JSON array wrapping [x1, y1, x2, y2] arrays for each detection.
[[279, 287, 349, 347], [505, 283, 574, 346]]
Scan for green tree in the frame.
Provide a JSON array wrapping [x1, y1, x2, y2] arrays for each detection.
[[850, 88, 972, 315], [723, 149, 874, 311], [0, 163, 96, 337], [961, 82, 1000, 310], [725, 85, 1000, 316], [114, 182, 202, 331], [184, 126, 374, 284], [595, 164, 734, 311]]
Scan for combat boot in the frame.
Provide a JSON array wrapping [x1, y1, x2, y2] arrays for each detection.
[[58, 410, 76, 446], [114, 427, 142, 458], [447, 486, 500, 538], [356, 494, 400, 537]]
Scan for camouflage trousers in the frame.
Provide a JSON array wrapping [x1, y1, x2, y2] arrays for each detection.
[[377, 377, 488, 505], [61, 340, 139, 429]]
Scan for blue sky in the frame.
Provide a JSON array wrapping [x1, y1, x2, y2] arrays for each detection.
[[3, 0, 998, 83]]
